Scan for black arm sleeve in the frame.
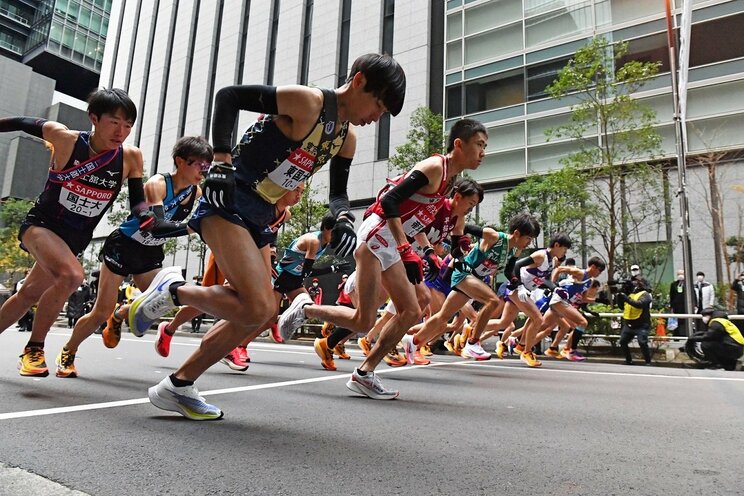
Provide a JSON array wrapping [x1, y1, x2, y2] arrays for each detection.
[[328, 155, 352, 218], [380, 170, 430, 219], [504, 256, 517, 281], [148, 205, 189, 238], [212, 85, 279, 153], [310, 265, 334, 276], [464, 224, 484, 238], [301, 258, 316, 279], [128, 178, 147, 215], [511, 256, 534, 281], [0, 117, 47, 139]]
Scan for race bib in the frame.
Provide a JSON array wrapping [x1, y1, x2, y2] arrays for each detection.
[[402, 206, 437, 237], [474, 259, 496, 278], [59, 181, 114, 218], [266, 148, 315, 190]]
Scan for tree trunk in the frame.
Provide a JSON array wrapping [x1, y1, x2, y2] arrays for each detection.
[[708, 162, 724, 283], [662, 167, 674, 266]]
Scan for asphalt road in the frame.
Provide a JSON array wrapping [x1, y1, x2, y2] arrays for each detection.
[[0, 325, 742, 496]]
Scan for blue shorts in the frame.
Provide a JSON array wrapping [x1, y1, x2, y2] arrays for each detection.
[[426, 275, 452, 297]]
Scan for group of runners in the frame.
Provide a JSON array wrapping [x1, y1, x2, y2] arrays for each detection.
[[0, 52, 607, 421]]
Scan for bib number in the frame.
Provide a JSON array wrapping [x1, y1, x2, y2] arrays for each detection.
[[59, 182, 113, 218]]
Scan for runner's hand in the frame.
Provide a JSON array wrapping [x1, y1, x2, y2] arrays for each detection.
[[330, 213, 356, 257], [399, 246, 423, 285], [203, 162, 236, 210], [517, 285, 530, 302], [423, 247, 441, 283]]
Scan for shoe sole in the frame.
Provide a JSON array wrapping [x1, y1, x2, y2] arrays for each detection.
[[383, 359, 406, 367], [148, 386, 224, 421], [219, 358, 249, 371], [19, 369, 49, 377], [128, 268, 181, 337], [345, 378, 399, 400], [55, 369, 77, 378], [102, 330, 121, 349]]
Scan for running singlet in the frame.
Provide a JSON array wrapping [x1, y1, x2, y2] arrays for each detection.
[[557, 271, 592, 305], [233, 89, 349, 204], [520, 248, 554, 291], [366, 154, 453, 237], [411, 198, 456, 254], [34, 131, 124, 232], [276, 231, 328, 277], [462, 231, 512, 279], [118, 173, 196, 246]]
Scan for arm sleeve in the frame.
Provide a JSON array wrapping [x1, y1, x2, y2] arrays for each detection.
[[301, 258, 316, 279], [147, 205, 189, 238], [380, 170, 429, 219], [328, 155, 352, 218], [464, 224, 484, 238], [212, 85, 279, 153], [509, 256, 533, 282], [128, 178, 147, 215], [503, 255, 517, 281], [0, 117, 47, 139]]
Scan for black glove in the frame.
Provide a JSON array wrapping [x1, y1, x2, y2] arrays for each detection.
[[331, 260, 351, 273], [423, 247, 441, 283], [507, 277, 521, 291], [330, 212, 356, 258], [399, 246, 423, 285], [203, 162, 236, 210], [137, 209, 157, 231]]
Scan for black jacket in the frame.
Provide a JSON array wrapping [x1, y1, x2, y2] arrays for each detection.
[[618, 290, 652, 329]]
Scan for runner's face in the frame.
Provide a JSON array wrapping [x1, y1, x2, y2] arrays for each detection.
[[514, 232, 533, 249], [90, 109, 133, 150], [587, 265, 603, 278], [285, 183, 305, 206], [457, 133, 487, 170], [184, 157, 210, 183], [452, 192, 479, 217], [349, 73, 388, 126], [551, 245, 568, 260]]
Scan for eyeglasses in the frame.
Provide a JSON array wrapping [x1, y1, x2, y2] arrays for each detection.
[[187, 159, 211, 173]]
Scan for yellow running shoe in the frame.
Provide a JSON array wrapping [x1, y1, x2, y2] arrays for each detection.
[[452, 334, 466, 355], [334, 342, 351, 359], [495, 340, 506, 359], [420, 344, 433, 357], [520, 351, 542, 367], [55, 347, 77, 378], [103, 305, 123, 349], [313, 337, 337, 371], [358, 336, 372, 356], [544, 347, 562, 358], [18, 347, 49, 377], [515, 343, 525, 354]]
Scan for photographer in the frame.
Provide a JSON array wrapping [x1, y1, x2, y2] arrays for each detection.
[[617, 277, 653, 366], [687, 307, 743, 371]]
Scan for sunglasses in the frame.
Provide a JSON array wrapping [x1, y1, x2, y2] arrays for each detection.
[[187, 159, 211, 173]]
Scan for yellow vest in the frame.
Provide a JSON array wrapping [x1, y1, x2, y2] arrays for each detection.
[[622, 291, 647, 320], [710, 318, 744, 345]]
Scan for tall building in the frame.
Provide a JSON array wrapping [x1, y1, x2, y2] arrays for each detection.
[[444, 0, 744, 280]]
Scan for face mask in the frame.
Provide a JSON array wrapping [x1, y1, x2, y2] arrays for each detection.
[[696, 276, 704, 283], [313, 283, 318, 287], [702, 316, 711, 324], [677, 274, 684, 281]]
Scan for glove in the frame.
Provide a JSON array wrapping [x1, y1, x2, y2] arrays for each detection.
[[423, 246, 441, 283], [137, 209, 156, 231], [517, 285, 531, 302], [507, 277, 521, 291], [330, 213, 356, 258], [331, 260, 351, 273], [203, 162, 236, 210], [399, 245, 423, 285]]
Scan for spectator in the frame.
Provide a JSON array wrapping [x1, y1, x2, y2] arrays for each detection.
[[308, 277, 323, 305], [694, 271, 716, 332], [688, 307, 744, 371], [730, 272, 744, 332], [669, 269, 688, 336], [617, 277, 653, 366], [66, 283, 91, 328]]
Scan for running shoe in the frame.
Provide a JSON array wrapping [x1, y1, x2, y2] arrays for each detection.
[[236, 345, 250, 363], [520, 351, 542, 367], [462, 341, 491, 361], [495, 340, 506, 359], [462, 324, 473, 342], [452, 333, 466, 356], [269, 323, 284, 344], [155, 321, 173, 357], [514, 343, 525, 354], [346, 368, 399, 400], [18, 347, 48, 377], [321, 322, 333, 337], [148, 377, 223, 421], [544, 347, 562, 359], [420, 344, 433, 357], [443, 335, 456, 354], [129, 266, 184, 337], [220, 348, 249, 371], [402, 334, 417, 365], [278, 292, 312, 341], [560, 348, 572, 360], [103, 304, 123, 348], [383, 349, 407, 367], [334, 342, 350, 359], [314, 337, 337, 371], [358, 336, 372, 356], [55, 347, 77, 378], [412, 350, 431, 365], [566, 350, 587, 362]]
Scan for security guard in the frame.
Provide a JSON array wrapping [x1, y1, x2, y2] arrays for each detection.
[[688, 307, 744, 371]]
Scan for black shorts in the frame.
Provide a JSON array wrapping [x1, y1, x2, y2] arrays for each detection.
[[99, 229, 165, 277], [19, 208, 93, 257], [273, 271, 304, 294]]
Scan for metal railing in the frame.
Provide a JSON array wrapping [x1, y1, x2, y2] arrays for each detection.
[[0, 6, 30, 26]]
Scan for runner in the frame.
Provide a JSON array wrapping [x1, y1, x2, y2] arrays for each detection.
[[131, 53, 406, 419], [0, 88, 144, 377], [280, 118, 488, 400]]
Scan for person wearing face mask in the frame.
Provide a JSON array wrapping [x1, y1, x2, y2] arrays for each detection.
[[687, 307, 743, 370], [629, 264, 641, 280], [694, 272, 716, 333], [668, 269, 688, 336], [308, 278, 324, 305], [617, 277, 653, 365]]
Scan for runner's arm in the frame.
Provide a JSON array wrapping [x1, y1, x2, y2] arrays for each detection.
[[211, 85, 279, 155]]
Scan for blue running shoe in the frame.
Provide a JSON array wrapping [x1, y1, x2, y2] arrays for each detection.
[[148, 377, 223, 420], [128, 266, 184, 337]]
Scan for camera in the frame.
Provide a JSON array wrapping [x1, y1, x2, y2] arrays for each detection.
[[608, 277, 637, 307]]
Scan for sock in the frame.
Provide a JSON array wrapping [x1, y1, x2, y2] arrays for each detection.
[[356, 369, 368, 376], [468, 338, 477, 345], [112, 306, 123, 321], [169, 281, 187, 306], [550, 346, 558, 351], [169, 373, 193, 388], [327, 328, 353, 349], [26, 341, 44, 349]]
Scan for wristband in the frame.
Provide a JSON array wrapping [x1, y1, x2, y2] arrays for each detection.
[[397, 242, 411, 254]]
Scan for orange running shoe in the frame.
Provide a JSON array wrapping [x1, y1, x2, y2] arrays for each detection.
[[334, 342, 351, 359], [420, 344, 433, 357], [514, 343, 525, 354], [103, 305, 123, 349], [382, 349, 407, 367], [358, 336, 372, 356], [495, 340, 506, 359], [544, 347, 562, 359], [321, 322, 334, 337], [412, 350, 431, 365], [55, 347, 77, 378], [18, 347, 49, 377], [520, 351, 542, 367], [314, 337, 337, 371]]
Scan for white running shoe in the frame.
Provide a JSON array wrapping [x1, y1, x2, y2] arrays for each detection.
[[346, 368, 399, 400], [278, 292, 312, 341], [462, 341, 492, 361], [129, 266, 184, 337], [402, 334, 416, 365], [148, 377, 223, 420]]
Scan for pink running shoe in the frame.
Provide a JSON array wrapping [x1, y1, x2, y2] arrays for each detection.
[[220, 348, 249, 371], [567, 351, 587, 362], [236, 345, 250, 363], [155, 322, 173, 357], [269, 323, 284, 344]]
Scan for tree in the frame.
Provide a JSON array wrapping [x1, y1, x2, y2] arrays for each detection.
[[387, 106, 445, 176], [545, 36, 665, 281], [0, 198, 35, 283]]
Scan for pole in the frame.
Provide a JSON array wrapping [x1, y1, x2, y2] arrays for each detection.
[[665, 0, 695, 336]]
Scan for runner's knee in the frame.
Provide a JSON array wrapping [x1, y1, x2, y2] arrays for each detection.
[[235, 293, 275, 326]]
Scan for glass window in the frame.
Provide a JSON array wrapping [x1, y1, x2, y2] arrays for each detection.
[[686, 79, 744, 120], [94, 0, 105, 8], [464, 22, 522, 65], [525, 1, 592, 48], [465, 69, 524, 114], [486, 122, 525, 152], [446, 41, 462, 70], [464, 0, 521, 36], [616, 33, 670, 74], [595, 0, 663, 27], [55, 0, 68, 16], [62, 26, 74, 48], [66, 1, 80, 21], [524, 0, 586, 18], [526, 56, 570, 101], [689, 14, 744, 68], [446, 84, 462, 118], [470, 149, 526, 181], [447, 12, 462, 41], [528, 140, 586, 173], [687, 114, 744, 152], [90, 13, 102, 33], [73, 32, 86, 53], [49, 21, 63, 44], [79, 6, 91, 29], [377, 113, 391, 160], [527, 113, 573, 145]]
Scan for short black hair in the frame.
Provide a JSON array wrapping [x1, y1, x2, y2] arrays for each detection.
[[453, 177, 484, 203], [696, 271, 705, 277], [87, 88, 137, 123], [587, 256, 606, 272], [565, 258, 576, 266], [508, 213, 540, 238], [549, 233, 572, 249], [320, 212, 336, 231], [446, 119, 487, 153], [346, 53, 406, 116], [172, 136, 213, 163]]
